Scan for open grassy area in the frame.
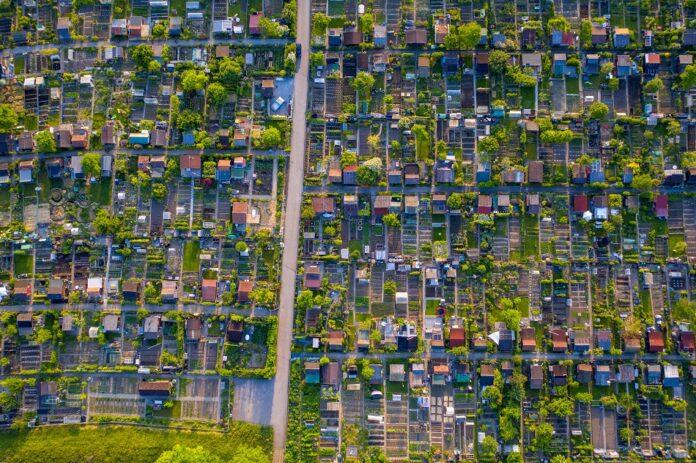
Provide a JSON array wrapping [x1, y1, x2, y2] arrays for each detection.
[[522, 214, 539, 258], [182, 240, 201, 272], [13, 251, 33, 276], [521, 86, 535, 109], [89, 179, 113, 206], [0, 423, 273, 463]]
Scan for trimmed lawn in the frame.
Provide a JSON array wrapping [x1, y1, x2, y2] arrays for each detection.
[[13, 252, 33, 276], [668, 233, 685, 257], [522, 214, 539, 258], [521, 86, 535, 109], [182, 240, 201, 272], [89, 179, 112, 206], [0, 423, 273, 463]]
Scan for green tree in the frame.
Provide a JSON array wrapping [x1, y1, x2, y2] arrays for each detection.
[[0, 391, 18, 412], [546, 397, 575, 417], [147, 60, 161, 74], [681, 151, 696, 168], [481, 385, 503, 408], [352, 72, 376, 101], [357, 165, 379, 185], [362, 157, 383, 173], [533, 422, 554, 453], [382, 213, 400, 228], [0, 104, 18, 133], [359, 13, 373, 34], [579, 19, 592, 47], [93, 209, 122, 235], [130, 44, 154, 70], [680, 64, 696, 89], [82, 153, 101, 179], [310, 52, 325, 69], [235, 241, 249, 253], [540, 129, 574, 144], [358, 359, 374, 382], [499, 308, 521, 331], [477, 136, 499, 155], [444, 22, 481, 50], [176, 110, 203, 131], [588, 101, 609, 120], [260, 127, 282, 148], [479, 435, 498, 460], [249, 287, 275, 306], [181, 69, 208, 93], [216, 57, 244, 89], [156, 445, 222, 463], [259, 17, 286, 37], [152, 183, 167, 200], [36, 130, 56, 153], [499, 407, 520, 442], [312, 12, 329, 36], [672, 240, 687, 257], [547, 15, 570, 31], [600, 62, 615, 75], [644, 77, 664, 94], [340, 150, 357, 167], [203, 161, 216, 179], [447, 192, 463, 210], [207, 82, 228, 106], [152, 21, 168, 38], [488, 50, 510, 74], [383, 280, 397, 295], [229, 446, 269, 463], [631, 173, 655, 193]]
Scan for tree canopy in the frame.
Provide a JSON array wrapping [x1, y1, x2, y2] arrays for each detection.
[[260, 127, 282, 149], [680, 64, 696, 89], [588, 101, 609, 120], [352, 72, 376, 101], [215, 57, 244, 89], [181, 69, 208, 93], [82, 153, 102, 179], [0, 104, 18, 133], [644, 77, 664, 94], [36, 130, 56, 153], [207, 82, 228, 106], [444, 22, 481, 50], [130, 44, 154, 70], [155, 445, 222, 463]]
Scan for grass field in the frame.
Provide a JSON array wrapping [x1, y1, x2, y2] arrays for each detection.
[[182, 240, 201, 272], [89, 179, 112, 206], [13, 252, 33, 276], [0, 423, 272, 463]]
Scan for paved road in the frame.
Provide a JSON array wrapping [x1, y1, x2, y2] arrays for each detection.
[[270, 0, 310, 460], [3, 37, 289, 57]]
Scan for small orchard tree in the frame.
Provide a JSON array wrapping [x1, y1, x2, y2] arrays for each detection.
[[82, 153, 101, 180], [36, 130, 56, 153], [382, 213, 400, 228], [588, 101, 609, 120]]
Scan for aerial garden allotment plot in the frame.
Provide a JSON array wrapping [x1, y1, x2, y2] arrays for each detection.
[[288, 0, 696, 462], [6, 0, 696, 461], [0, 0, 299, 458]]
